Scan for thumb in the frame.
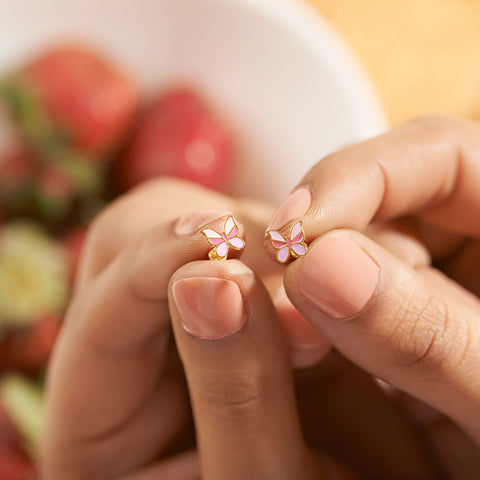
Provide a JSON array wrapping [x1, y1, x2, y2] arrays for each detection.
[[284, 230, 480, 445], [168, 260, 353, 480]]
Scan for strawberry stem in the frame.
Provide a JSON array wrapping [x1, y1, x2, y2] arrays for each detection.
[[0, 78, 103, 196]]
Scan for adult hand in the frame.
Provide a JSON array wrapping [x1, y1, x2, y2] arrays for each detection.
[[42, 178, 437, 479], [41, 178, 275, 479], [266, 117, 480, 471], [167, 259, 439, 480]]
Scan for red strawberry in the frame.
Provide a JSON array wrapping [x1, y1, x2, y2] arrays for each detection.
[[0, 453, 36, 480], [0, 404, 25, 456], [62, 227, 87, 283], [0, 46, 135, 223], [118, 88, 233, 191], [37, 166, 75, 200], [0, 404, 36, 479], [0, 150, 33, 185], [0, 316, 61, 374], [23, 46, 139, 157]]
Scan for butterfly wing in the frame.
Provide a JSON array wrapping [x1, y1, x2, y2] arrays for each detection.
[[291, 243, 306, 257], [288, 221, 307, 258], [224, 216, 245, 250], [289, 221, 305, 244], [202, 228, 224, 246], [224, 216, 238, 238], [276, 246, 290, 263], [268, 230, 288, 249], [228, 237, 245, 250], [215, 241, 229, 259], [268, 230, 291, 263]]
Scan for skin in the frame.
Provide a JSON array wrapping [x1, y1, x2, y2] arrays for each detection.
[[42, 117, 480, 479]]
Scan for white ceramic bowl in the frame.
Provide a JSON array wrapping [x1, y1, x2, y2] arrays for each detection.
[[0, 0, 387, 202]]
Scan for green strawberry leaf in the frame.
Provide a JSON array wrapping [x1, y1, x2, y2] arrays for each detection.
[[0, 78, 104, 196]]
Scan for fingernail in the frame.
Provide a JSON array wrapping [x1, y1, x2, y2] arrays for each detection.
[[174, 209, 232, 236], [172, 277, 246, 339], [298, 237, 379, 319], [267, 185, 312, 231]]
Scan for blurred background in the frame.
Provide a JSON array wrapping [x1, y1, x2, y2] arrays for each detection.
[[0, 0, 479, 477], [309, 0, 480, 124]]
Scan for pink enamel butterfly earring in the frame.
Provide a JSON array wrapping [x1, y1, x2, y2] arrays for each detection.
[[266, 220, 308, 264], [201, 215, 245, 260]]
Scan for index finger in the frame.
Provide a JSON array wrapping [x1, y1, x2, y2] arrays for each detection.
[[77, 177, 235, 288], [266, 117, 480, 245], [77, 177, 277, 291]]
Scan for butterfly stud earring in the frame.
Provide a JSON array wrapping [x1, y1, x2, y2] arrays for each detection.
[[201, 215, 246, 260], [267, 220, 308, 264]]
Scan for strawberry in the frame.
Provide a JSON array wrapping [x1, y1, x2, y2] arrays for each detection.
[[37, 166, 76, 201], [0, 315, 60, 374], [0, 454, 36, 480], [0, 404, 36, 480], [118, 88, 233, 191], [0, 45, 139, 224], [23, 46, 138, 157], [0, 151, 32, 186], [0, 403, 25, 456]]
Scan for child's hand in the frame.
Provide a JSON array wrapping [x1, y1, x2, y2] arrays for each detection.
[[266, 117, 480, 452]]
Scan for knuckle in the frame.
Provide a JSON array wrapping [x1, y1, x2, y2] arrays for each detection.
[[134, 176, 203, 205], [192, 366, 267, 422], [389, 291, 466, 370], [221, 375, 263, 412], [124, 226, 170, 301], [84, 194, 147, 274], [402, 116, 473, 151], [135, 223, 168, 253], [136, 175, 184, 193], [405, 115, 454, 134]]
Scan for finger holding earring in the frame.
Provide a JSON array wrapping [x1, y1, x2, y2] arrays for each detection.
[[202, 215, 246, 261], [266, 220, 308, 264]]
